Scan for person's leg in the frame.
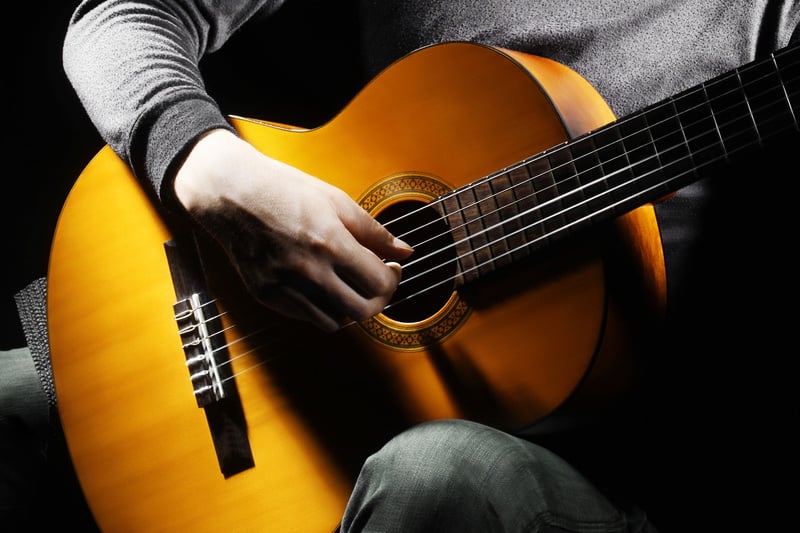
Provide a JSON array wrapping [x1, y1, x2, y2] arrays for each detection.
[[340, 418, 655, 532], [0, 346, 50, 524]]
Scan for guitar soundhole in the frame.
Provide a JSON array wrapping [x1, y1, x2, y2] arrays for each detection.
[[375, 200, 456, 323]]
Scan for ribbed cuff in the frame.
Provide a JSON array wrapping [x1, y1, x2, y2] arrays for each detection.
[[130, 97, 237, 213]]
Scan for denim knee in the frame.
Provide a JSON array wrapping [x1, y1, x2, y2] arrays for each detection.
[[342, 419, 637, 532], [0, 347, 51, 519]]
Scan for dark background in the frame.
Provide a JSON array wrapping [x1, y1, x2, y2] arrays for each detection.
[[5, 3, 797, 530], [2, 2, 101, 349], [2, 2, 363, 529], [2, 1, 363, 351]]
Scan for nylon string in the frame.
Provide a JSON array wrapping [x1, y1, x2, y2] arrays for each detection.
[[176, 50, 798, 384]]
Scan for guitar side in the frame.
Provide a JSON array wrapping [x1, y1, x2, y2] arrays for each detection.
[[47, 42, 665, 532]]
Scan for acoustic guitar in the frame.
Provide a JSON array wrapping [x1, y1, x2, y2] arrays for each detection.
[[47, 41, 798, 531]]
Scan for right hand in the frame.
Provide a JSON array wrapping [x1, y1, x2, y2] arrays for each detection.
[[173, 129, 414, 332]]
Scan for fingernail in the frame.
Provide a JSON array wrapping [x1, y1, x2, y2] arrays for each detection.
[[394, 237, 414, 251]]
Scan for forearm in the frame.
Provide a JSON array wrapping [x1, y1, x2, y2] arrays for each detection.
[[62, 0, 281, 205]]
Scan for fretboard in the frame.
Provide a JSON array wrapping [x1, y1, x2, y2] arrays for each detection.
[[441, 43, 800, 283]]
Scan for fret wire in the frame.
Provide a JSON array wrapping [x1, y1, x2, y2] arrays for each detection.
[[772, 53, 798, 126], [392, 111, 798, 308], [736, 68, 763, 145], [400, 50, 800, 280], [395, 84, 798, 292], [388, 54, 797, 263], [701, 80, 730, 162]]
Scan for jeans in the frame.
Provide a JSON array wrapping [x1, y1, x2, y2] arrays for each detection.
[[0, 347, 50, 523], [340, 418, 657, 532]]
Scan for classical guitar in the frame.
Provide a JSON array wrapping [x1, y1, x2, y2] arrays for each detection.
[[47, 42, 798, 531]]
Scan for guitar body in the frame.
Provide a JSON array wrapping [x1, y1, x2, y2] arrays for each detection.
[[48, 42, 665, 532]]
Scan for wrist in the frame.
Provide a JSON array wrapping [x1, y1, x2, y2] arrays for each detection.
[[173, 128, 239, 214]]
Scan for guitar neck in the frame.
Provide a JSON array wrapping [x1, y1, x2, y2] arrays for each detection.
[[438, 43, 800, 283]]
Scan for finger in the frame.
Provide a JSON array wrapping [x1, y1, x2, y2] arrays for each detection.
[[330, 236, 404, 306], [308, 262, 395, 323], [340, 201, 414, 261], [330, 204, 410, 300], [262, 283, 344, 333]]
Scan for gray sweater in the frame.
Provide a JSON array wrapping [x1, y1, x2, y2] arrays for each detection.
[[62, 0, 799, 299]]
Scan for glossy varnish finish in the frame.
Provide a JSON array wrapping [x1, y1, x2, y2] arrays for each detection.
[[47, 42, 665, 532]]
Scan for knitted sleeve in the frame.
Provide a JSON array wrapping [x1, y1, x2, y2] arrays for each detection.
[[62, 0, 285, 208]]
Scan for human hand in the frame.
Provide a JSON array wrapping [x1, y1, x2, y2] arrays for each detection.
[[173, 129, 414, 332]]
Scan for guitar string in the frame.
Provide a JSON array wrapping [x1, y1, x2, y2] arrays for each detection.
[[174, 57, 791, 317], [389, 80, 800, 300], [207, 102, 799, 386], [209, 90, 800, 387], [375, 49, 798, 238], [175, 54, 798, 383], [382, 53, 800, 264], [181, 57, 799, 382], [176, 57, 796, 322], [172, 51, 795, 317]]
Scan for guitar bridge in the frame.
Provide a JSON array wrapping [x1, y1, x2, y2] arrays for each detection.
[[164, 234, 255, 478], [174, 292, 226, 407]]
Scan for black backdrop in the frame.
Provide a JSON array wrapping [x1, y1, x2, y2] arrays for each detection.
[[6, 3, 797, 530], [2, 2, 362, 528], [2, 3, 101, 349], [2, 1, 363, 349]]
